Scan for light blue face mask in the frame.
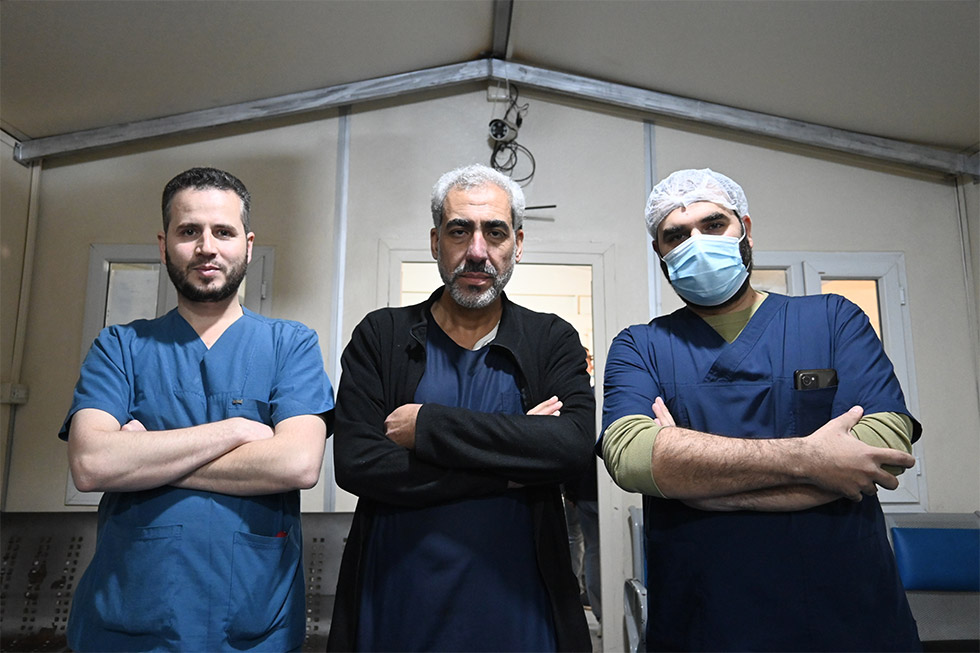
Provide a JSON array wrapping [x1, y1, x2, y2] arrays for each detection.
[[662, 234, 748, 307]]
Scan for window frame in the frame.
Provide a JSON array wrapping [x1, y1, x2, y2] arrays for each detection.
[[755, 251, 925, 510]]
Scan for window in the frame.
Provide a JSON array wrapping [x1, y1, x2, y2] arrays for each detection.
[[66, 244, 274, 505], [755, 251, 924, 509]]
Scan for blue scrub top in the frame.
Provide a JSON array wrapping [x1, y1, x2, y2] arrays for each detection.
[[356, 316, 556, 652], [60, 308, 334, 652], [603, 293, 920, 651]]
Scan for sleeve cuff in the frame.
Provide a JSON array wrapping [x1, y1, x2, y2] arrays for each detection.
[[602, 414, 666, 498]]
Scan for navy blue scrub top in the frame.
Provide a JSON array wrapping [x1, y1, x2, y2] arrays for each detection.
[[602, 293, 920, 651]]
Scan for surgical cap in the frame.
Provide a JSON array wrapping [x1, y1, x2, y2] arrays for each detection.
[[645, 168, 749, 239]]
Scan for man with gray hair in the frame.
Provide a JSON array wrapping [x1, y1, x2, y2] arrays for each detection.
[[601, 168, 921, 650], [329, 164, 594, 651]]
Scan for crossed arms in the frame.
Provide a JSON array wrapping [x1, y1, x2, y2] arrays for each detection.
[[648, 398, 912, 511], [68, 409, 328, 496], [601, 310, 918, 512], [332, 312, 595, 508]]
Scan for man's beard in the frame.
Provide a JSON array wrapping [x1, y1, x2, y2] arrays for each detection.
[[440, 253, 516, 310], [166, 250, 247, 303]]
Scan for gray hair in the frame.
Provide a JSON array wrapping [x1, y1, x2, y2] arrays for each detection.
[[645, 168, 749, 239], [430, 164, 526, 231]]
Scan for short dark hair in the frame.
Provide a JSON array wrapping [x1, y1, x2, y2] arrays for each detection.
[[161, 167, 251, 233]]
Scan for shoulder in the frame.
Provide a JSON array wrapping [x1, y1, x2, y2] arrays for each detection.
[[778, 292, 860, 322], [238, 310, 327, 362], [614, 306, 687, 343], [95, 311, 174, 349], [355, 303, 420, 333], [241, 308, 318, 338], [502, 295, 578, 333], [501, 299, 581, 350]]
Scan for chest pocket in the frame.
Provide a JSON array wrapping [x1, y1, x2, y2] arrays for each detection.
[[207, 392, 272, 425], [792, 385, 837, 436]]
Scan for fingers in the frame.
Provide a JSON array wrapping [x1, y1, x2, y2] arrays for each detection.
[[874, 472, 900, 492], [878, 449, 916, 470], [834, 405, 865, 433], [527, 396, 562, 417], [652, 397, 675, 428], [871, 450, 915, 491], [121, 419, 146, 432]]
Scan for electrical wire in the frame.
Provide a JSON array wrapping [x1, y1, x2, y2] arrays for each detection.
[[489, 83, 535, 185]]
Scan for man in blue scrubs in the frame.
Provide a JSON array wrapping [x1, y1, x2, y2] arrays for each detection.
[[60, 167, 334, 652], [602, 168, 921, 651], [329, 164, 594, 652]]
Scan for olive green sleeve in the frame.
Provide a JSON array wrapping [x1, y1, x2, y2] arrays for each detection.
[[851, 412, 914, 475], [601, 415, 666, 498]]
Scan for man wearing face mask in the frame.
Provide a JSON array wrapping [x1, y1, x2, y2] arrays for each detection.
[[601, 168, 922, 651]]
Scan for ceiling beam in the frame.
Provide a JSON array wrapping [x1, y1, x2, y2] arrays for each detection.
[[13, 57, 977, 178], [13, 61, 490, 164], [489, 61, 977, 178], [490, 0, 514, 59]]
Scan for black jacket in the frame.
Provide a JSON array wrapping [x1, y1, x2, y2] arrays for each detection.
[[328, 288, 595, 651]]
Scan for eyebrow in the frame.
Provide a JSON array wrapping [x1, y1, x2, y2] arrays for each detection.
[[661, 211, 733, 237], [171, 220, 240, 233], [445, 218, 511, 232], [482, 219, 511, 232]]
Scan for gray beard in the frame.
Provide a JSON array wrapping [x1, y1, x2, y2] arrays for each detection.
[[441, 258, 514, 309]]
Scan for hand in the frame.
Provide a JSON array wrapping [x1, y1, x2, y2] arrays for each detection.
[[385, 404, 422, 449], [226, 417, 275, 444], [801, 406, 915, 501], [652, 396, 675, 427], [121, 419, 146, 432], [527, 396, 562, 417]]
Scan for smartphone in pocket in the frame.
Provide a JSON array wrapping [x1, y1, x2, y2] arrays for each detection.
[[794, 368, 838, 390]]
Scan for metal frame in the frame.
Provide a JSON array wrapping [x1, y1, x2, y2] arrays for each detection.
[[11, 58, 977, 177], [753, 250, 926, 510]]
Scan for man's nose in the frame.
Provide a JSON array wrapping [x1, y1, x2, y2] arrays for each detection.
[[196, 231, 216, 254], [467, 232, 488, 260]]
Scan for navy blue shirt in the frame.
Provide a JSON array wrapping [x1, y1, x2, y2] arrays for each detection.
[[356, 316, 556, 652]]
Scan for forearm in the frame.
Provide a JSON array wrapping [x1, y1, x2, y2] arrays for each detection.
[[68, 410, 266, 492], [414, 401, 595, 485], [172, 415, 327, 496], [651, 424, 808, 500], [604, 415, 852, 510], [602, 414, 808, 500], [682, 484, 842, 512], [334, 427, 507, 507], [628, 405, 912, 502]]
